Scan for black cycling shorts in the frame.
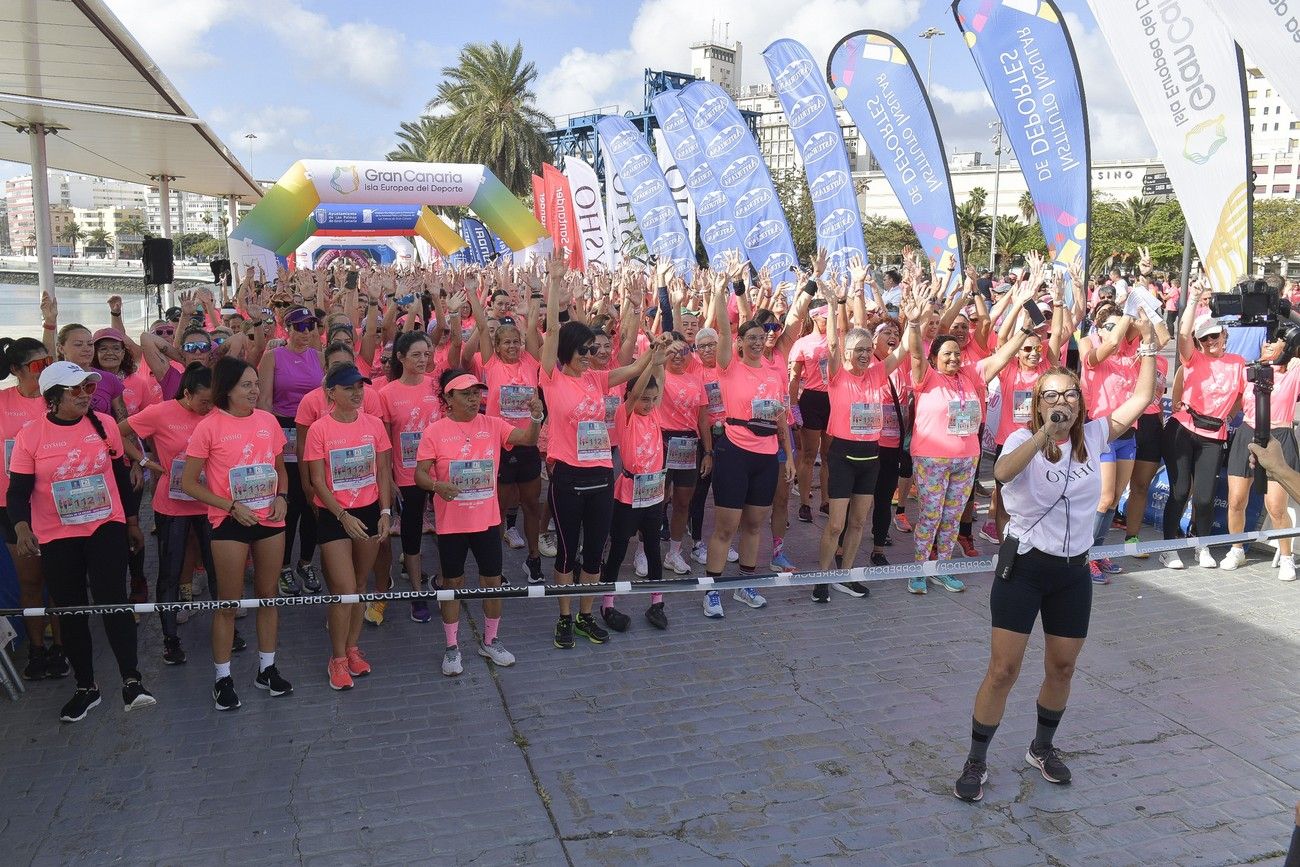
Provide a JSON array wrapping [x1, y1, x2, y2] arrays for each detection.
[[438, 526, 503, 580], [990, 548, 1092, 639], [211, 518, 285, 545], [712, 434, 778, 509], [0, 507, 16, 546], [317, 501, 381, 546], [826, 437, 879, 499], [798, 389, 831, 431], [498, 444, 542, 485], [662, 430, 701, 489], [1135, 412, 1164, 463]]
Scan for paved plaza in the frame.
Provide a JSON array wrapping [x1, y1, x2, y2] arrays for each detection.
[[1, 502, 1298, 866]]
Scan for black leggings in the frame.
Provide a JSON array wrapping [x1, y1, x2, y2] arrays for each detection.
[[1162, 419, 1224, 539], [548, 462, 614, 575], [602, 500, 664, 581], [282, 460, 317, 567], [872, 444, 903, 546], [398, 484, 429, 557], [155, 513, 217, 639], [689, 469, 713, 543], [41, 522, 139, 689]]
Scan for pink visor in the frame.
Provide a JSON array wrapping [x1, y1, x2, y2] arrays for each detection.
[[444, 374, 487, 392]]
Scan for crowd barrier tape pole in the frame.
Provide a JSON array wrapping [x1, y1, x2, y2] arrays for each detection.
[[4, 527, 1299, 620]]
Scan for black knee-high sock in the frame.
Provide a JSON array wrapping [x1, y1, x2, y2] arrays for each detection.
[[959, 521, 973, 537], [1093, 508, 1115, 547], [969, 717, 999, 763], [1033, 704, 1065, 750]]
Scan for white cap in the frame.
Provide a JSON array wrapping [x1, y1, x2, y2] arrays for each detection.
[[38, 361, 101, 395], [1193, 317, 1224, 339]]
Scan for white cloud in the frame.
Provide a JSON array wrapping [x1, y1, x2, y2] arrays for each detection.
[[930, 84, 993, 116], [105, 0, 237, 71], [1060, 11, 1153, 161], [258, 2, 408, 97]]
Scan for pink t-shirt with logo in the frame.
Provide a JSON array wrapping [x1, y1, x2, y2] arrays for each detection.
[[996, 358, 1051, 446], [657, 365, 707, 434], [416, 413, 515, 535], [480, 354, 540, 431], [122, 368, 162, 416], [879, 365, 911, 449], [1144, 356, 1170, 417], [294, 385, 384, 430], [1082, 342, 1138, 419], [826, 363, 886, 443], [128, 399, 209, 517], [911, 365, 986, 459], [10, 412, 126, 542], [187, 408, 288, 527], [302, 412, 390, 509], [1171, 348, 1245, 441], [614, 408, 665, 506], [0, 387, 47, 502], [379, 376, 442, 488], [719, 356, 786, 455], [790, 332, 830, 392], [539, 367, 612, 468]]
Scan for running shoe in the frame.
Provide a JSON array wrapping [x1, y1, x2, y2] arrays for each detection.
[[664, 550, 691, 575], [22, 645, 47, 681], [1280, 557, 1297, 582], [213, 676, 240, 711], [953, 759, 988, 802], [600, 606, 631, 633], [1026, 742, 1072, 784], [1126, 535, 1149, 559], [727, 547, 740, 563], [973, 481, 992, 498], [346, 646, 371, 676], [504, 526, 526, 549], [478, 639, 516, 666], [553, 617, 575, 649], [733, 587, 767, 608], [1097, 557, 1122, 574], [410, 600, 432, 623], [255, 665, 293, 696], [930, 574, 965, 593], [1197, 546, 1217, 569], [60, 687, 101, 723], [122, 678, 156, 712], [908, 576, 928, 595], [441, 647, 463, 677], [692, 541, 708, 564], [702, 590, 724, 619], [798, 504, 813, 523], [538, 532, 558, 558], [328, 657, 354, 690], [812, 584, 830, 604], [297, 563, 322, 594], [364, 601, 387, 626], [832, 581, 870, 598], [1219, 547, 1246, 570], [43, 645, 69, 679], [1089, 560, 1110, 586], [771, 551, 796, 571], [870, 552, 890, 567], [525, 556, 544, 585], [634, 548, 648, 578], [162, 637, 187, 666], [645, 602, 669, 630], [277, 567, 299, 597], [574, 612, 609, 644], [1158, 551, 1185, 570], [977, 521, 1000, 544], [819, 502, 830, 515], [893, 513, 913, 534], [231, 631, 247, 653], [956, 535, 979, 557]]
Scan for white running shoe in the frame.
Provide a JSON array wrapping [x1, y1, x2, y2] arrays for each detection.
[[478, 639, 516, 667], [1219, 547, 1246, 570], [504, 527, 526, 549], [1197, 546, 1217, 569], [692, 541, 708, 564], [664, 551, 691, 575], [702, 590, 724, 619], [634, 549, 649, 578], [733, 587, 767, 608], [441, 647, 463, 677], [1280, 556, 1297, 582], [538, 532, 558, 558], [727, 546, 740, 563], [1158, 551, 1185, 570]]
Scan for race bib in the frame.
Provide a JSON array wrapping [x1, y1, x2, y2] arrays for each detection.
[[168, 457, 204, 502], [704, 381, 724, 415], [329, 444, 376, 492], [1012, 389, 1034, 424], [604, 395, 620, 428], [666, 436, 698, 471], [818, 356, 829, 382], [52, 474, 112, 526], [449, 459, 495, 502], [882, 404, 900, 438], [576, 420, 612, 462], [399, 431, 421, 469], [632, 470, 666, 509], [751, 398, 781, 422], [3, 438, 13, 475], [281, 426, 298, 463], [499, 385, 534, 420], [947, 398, 981, 436], [229, 463, 277, 510], [850, 402, 883, 437]]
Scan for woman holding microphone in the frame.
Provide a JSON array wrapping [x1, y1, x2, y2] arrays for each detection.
[[952, 313, 1161, 803]]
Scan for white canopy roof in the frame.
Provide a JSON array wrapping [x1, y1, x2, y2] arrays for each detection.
[[0, 0, 261, 200]]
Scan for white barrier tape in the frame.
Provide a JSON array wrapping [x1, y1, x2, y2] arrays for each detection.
[[5, 526, 1298, 618]]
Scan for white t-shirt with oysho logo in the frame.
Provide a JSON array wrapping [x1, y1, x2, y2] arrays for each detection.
[[1001, 419, 1107, 559]]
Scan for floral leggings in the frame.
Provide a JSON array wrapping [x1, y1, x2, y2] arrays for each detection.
[[912, 456, 978, 563]]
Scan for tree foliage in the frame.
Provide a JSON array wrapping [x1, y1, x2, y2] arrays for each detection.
[[1253, 198, 1300, 264], [861, 216, 919, 265], [772, 169, 816, 266]]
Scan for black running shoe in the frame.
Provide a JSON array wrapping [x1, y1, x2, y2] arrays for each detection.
[[162, 637, 187, 665], [574, 612, 608, 644], [1026, 742, 1072, 784], [600, 606, 631, 633], [277, 567, 299, 597], [553, 616, 575, 649], [797, 504, 813, 523], [525, 556, 544, 585], [45, 644, 70, 679], [297, 563, 322, 594], [231, 630, 247, 653], [645, 602, 668, 630], [213, 676, 241, 711], [954, 759, 988, 802], [122, 678, 157, 712], [812, 584, 830, 604], [870, 551, 890, 567], [832, 581, 870, 598], [22, 645, 47, 681], [254, 665, 293, 696], [60, 687, 101, 723]]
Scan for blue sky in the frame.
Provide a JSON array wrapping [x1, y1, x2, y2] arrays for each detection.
[[1, 0, 1151, 186]]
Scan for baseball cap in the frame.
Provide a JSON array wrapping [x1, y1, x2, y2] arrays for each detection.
[[92, 327, 126, 344], [1194, 317, 1224, 339], [324, 364, 371, 389], [39, 361, 101, 395]]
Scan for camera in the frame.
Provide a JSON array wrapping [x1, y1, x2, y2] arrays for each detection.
[[1208, 279, 1290, 327]]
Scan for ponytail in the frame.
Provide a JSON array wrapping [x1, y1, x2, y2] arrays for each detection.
[[84, 409, 119, 458], [0, 337, 44, 381]]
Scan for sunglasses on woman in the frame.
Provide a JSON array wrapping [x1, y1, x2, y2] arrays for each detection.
[[64, 381, 97, 396], [575, 343, 596, 356], [24, 357, 52, 375], [153, 327, 175, 339], [762, 322, 781, 333], [289, 319, 318, 333], [182, 341, 212, 354]]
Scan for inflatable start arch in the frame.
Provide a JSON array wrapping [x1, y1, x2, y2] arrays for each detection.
[[229, 159, 547, 274]]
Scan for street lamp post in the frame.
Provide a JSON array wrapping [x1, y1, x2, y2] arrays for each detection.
[[989, 121, 1003, 273], [919, 27, 945, 92], [244, 132, 257, 179]]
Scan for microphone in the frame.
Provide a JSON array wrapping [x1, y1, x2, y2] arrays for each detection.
[[1050, 411, 1067, 423]]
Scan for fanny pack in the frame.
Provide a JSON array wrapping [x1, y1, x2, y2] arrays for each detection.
[[1188, 407, 1224, 432], [726, 417, 777, 437]]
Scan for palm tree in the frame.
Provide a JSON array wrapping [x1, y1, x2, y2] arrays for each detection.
[[967, 186, 988, 215], [1018, 190, 1036, 224], [58, 220, 83, 256], [957, 197, 992, 263], [423, 40, 553, 195], [115, 214, 148, 259], [1118, 196, 1157, 235], [387, 117, 442, 163], [993, 215, 1037, 266]]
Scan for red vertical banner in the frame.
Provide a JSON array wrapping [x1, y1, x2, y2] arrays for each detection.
[[543, 162, 583, 269], [531, 175, 547, 227]]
